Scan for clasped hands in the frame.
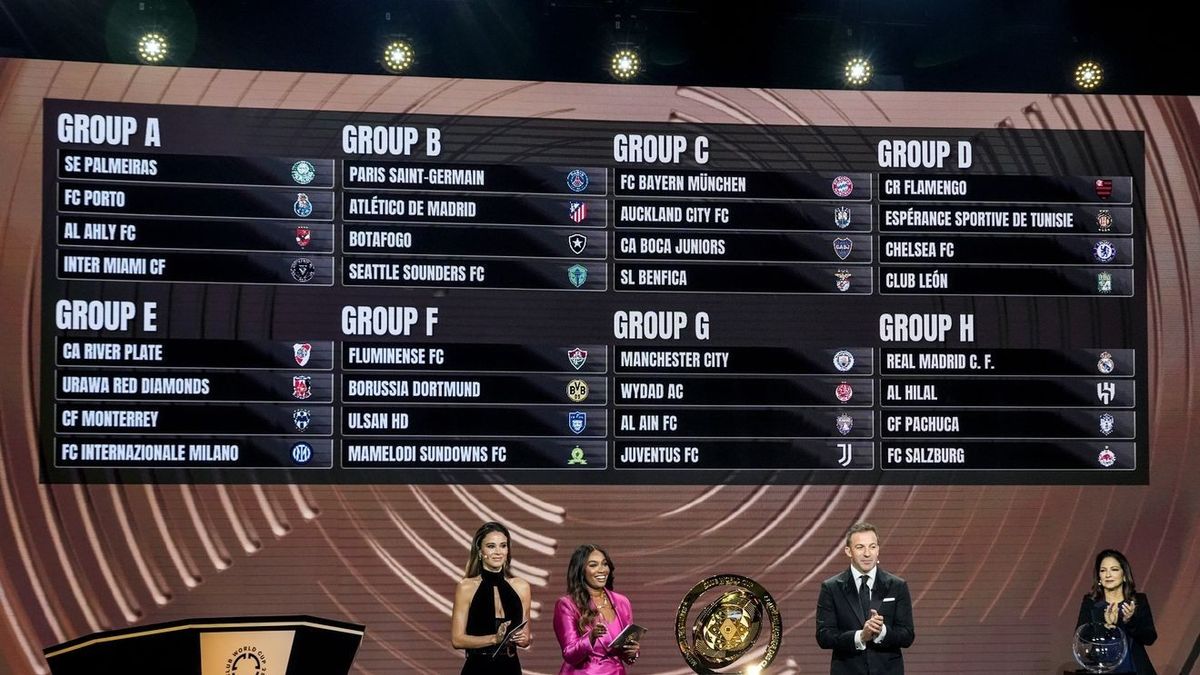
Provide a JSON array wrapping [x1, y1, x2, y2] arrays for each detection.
[[1103, 600, 1136, 628], [861, 609, 885, 642]]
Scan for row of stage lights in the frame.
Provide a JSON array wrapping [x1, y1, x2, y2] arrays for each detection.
[[131, 32, 1107, 92]]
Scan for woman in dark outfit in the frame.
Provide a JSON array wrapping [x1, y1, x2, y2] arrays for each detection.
[[451, 522, 532, 674], [1076, 549, 1157, 674]]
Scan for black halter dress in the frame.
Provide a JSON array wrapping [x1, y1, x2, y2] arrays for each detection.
[[462, 568, 523, 674]]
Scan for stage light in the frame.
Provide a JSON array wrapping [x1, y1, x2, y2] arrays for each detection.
[[610, 49, 641, 81], [383, 40, 414, 73], [1074, 60, 1103, 91], [136, 32, 169, 64], [844, 57, 872, 87]]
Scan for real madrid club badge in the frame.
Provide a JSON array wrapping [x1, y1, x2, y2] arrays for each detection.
[[1097, 351, 1115, 374], [294, 192, 313, 217], [1093, 240, 1116, 263], [1097, 271, 1113, 294], [291, 160, 316, 185], [566, 169, 590, 193]]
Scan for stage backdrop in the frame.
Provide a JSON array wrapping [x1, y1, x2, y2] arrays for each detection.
[[1, 57, 1198, 673]]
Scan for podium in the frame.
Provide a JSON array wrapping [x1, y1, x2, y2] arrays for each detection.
[[43, 615, 364, 675]]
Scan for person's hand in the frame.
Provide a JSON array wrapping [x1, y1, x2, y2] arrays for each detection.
[[494, 620, 511, 646], [512, 625, 531, 648], [862, 609, 884, 642], [1103, 603, 1119, 628], [621, 639, 640, 664], [1120, 600, 1137, 623], [589, 621, 608, 643]]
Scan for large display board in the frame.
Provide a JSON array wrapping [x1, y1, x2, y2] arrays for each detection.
[[3, 59, 1199, 675], [42, 100, 1146, 484]]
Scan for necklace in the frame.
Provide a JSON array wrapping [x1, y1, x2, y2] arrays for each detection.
[[592, 592, 609, 609]]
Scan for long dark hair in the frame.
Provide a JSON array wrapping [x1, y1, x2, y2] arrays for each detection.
[[465, 521, 513, 578], [1091, 549, 1137, 602], [566, 544, 615, 632]]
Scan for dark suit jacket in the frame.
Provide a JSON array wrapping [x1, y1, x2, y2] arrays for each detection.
[[1076, 592, 1157, 674], [816, 568, 915, 675]]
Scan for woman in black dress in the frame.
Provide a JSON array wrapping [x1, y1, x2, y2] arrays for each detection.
[[1076, 549, 1157, 674], [451, 522, 532, 674]]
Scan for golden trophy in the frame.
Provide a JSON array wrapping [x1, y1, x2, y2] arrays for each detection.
[[676, 574, 782, 673]]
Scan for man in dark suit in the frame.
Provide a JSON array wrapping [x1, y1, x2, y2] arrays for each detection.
[[816, 522, 915, 674]]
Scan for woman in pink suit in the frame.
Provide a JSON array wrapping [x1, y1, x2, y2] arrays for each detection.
[[553, 545, 640, 674]]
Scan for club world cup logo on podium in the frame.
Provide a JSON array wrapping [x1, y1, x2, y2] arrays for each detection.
[[676, 574, 782, 674]]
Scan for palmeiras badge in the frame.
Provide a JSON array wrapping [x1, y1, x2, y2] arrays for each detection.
[[833, 237, 853, 260], [835, 381, 854, 402], [1097, 271, 1113, 294], [292, 408, 312, 432], [569, 233, 588, 255], [1096, 209, 1114, 232], [291, 258, 316, 282], [1095, 179, 1113, 199], [836, 413, 854, 435], [295, 226, 312, 248], [293, 342, 312, 366], [834, 206, 852, 228], [833, 349, 855, 372], [1099, 413, 1115, 436], [566, 169, 590, 193], [1098, 446, 1116, 467], [1093, 240, 1117, 263], [1097, 351, 1115, 374], [835, 269, 852, 292], [568, 347, 588, 370], [294, 192, 313, 217], [568, 410, 587, 434], [569, 201, 588, 223], [291, 160, 316, 185], [291, 442, 313, 465], [567, 264, 588, 288], [292, 375, 312, 400], [832, 175, 854, 197]]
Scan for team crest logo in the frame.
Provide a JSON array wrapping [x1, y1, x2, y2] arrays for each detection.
[[293, 342, 312, 366], [832, 175, 854, 197], [291, 258, 316, 282], [1096, 382, 1116, 405], [291, 160, 316, 185], [291, 442, 313, 465], [294, 192, 313, 217], [1097, 351, 1115, 374], [833, 350, 855, 372], [569, 233, 588, 255], [1095, 179, 1113, 199], [1093, 240, 1117, 263], [568, 347, 588, 370], [834, 206, 851, 229], [295, 226, 312, 248], [836, 413, 854, 435], [1099, 413, 1115, 436], [835, 269, 852, 292], [1096, 210, 1114, 232], [1098, 446, 1116, 467], [566, 169, 590, 193], [567, 264, 588, 288], [569, 201, 588, 223], [833, 237, 853, 260], [292, 408, 312, 432], [1097, 271, 1113, 294], [835, 381, 854, 402], [566, 379, 589, 402], [568, 411, 587, 434], [292, 375, 312, 400], [567, 445, 588, 465]]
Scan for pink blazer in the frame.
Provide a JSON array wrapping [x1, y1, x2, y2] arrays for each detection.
[[553, 591, 635, 675]]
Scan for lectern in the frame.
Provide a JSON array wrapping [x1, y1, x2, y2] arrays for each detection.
[[43, 615, 364, 675]]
